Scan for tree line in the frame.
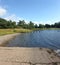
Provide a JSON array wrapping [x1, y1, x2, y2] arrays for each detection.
[[0, 18, 60, 29]]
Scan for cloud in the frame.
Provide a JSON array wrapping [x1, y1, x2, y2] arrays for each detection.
[[5, 14, 19, 21], [0, 7, 7, 16], [5, 14, 24, 22]]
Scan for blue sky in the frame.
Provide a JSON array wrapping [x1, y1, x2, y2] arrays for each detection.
[[0, 0, 60, 24]]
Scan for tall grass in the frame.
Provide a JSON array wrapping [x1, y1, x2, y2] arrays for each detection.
[[0, 29, 32, 36], [13, 29, 32, 33]]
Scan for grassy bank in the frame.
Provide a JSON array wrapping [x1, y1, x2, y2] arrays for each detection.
[[0, 29, 32, 36], [0, 28, 60, 36]]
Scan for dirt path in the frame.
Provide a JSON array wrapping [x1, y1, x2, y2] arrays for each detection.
[[0, 47, 60, 65]]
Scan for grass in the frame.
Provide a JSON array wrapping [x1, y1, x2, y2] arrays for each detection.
[[0, 28, 60, 36], [0, 29, 32, 36], [13, 29, 32, 33]]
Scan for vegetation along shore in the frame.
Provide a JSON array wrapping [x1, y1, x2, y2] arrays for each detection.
[[0, 18, 60, 35]]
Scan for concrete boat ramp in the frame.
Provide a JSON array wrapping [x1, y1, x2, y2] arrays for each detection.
[[0, 47, 60, 65]]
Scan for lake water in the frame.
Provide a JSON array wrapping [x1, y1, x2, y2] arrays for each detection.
[[6, 30, 60, 50]]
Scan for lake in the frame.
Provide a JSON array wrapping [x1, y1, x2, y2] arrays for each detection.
[[6, 30, 60, 50]]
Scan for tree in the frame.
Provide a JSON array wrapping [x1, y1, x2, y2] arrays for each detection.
[[45, 24, 51, 28], [0, 18, 8, 28], [17, 20, 26, 28], [38, 24, 44, 28], [1, 17, 60, 29], [35, 24, 38, 28], [7, 20, 14, 28], [54, 22, 60, 28], [12, 21, 16, 28], [28, 21, 34, 29], [51, 24, 54, 28]]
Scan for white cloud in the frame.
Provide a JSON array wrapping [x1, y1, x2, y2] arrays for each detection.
[[0, 7, 7, 16], [5, 14, 20, 22], [5, 14, 28, 23]]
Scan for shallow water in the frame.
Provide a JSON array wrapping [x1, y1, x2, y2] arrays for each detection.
[[6, 30, 60, 50]]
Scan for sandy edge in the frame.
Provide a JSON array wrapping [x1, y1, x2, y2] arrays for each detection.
[[0, 47, 59, 65], [0, 33, 20, 45]]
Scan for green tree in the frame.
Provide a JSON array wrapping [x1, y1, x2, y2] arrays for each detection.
[[12, 21, 16, 28], [39, 24, 44, 28], [7, 20, 16, 28], [17, 20, 26, 28], [7, 20, 13, 28], [28, 21, 34, 29], [45, 24, 51, 28], [0, 18, 8, 28], [51, 24, 54, 28], [35, 24, 38, 28], [54, 22, 60, 28]]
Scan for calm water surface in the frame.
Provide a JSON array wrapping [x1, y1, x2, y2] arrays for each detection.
[[6, 30, 60, 50]]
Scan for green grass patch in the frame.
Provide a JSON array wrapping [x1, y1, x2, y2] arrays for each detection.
[[13, 29, 32, 33], [0, 29, 32, 36]]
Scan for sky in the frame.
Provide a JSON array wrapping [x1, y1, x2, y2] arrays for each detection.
[[0, 0, 60, 24]]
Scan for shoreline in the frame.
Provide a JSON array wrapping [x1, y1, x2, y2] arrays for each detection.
[[0, 33, 60, 64], [0, 33, 20, 46], [0, 32, 60, 56], [0, 33, 60, 57]]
